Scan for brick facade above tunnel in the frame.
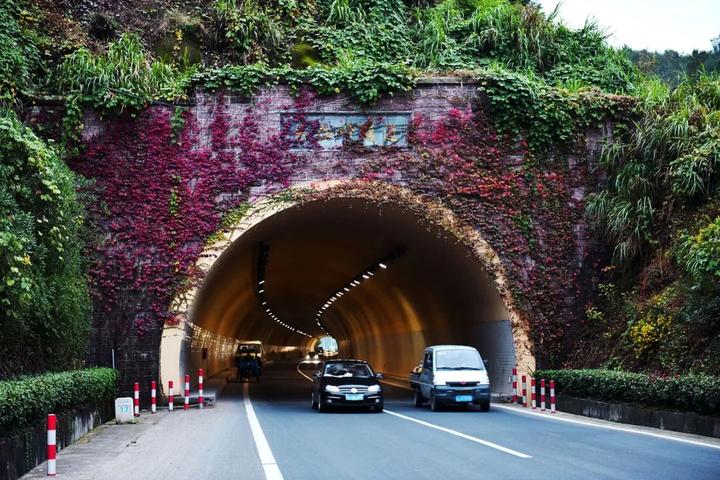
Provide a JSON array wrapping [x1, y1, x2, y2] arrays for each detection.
[[31, 79, 609, 399]]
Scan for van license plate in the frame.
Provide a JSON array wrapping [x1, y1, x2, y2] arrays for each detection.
[[455, 395, 473, 402], [345, 394, 363, 401]]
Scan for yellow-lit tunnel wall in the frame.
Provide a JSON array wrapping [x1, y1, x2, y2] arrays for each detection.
[[166, 198, 520, 394]]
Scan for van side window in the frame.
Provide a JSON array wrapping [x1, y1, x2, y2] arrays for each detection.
[[423, 352, 433, 369]]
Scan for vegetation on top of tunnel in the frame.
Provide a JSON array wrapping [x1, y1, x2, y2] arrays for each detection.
[[3, 0, 639, 153]]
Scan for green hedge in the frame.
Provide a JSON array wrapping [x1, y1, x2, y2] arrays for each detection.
[[0, 368, 117, 432], [536, 369, 720, 416]]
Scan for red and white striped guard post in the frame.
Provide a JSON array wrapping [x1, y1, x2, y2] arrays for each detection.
[[198, 368, 204, 409], [531, 377, 536, 410], [133, 382, 140, 417], [550, 380, 556, 414], [47, 414, 57, 476], [541, 378, 546, 412], [521, 374, 527, 408], [184, 374, 190, 411], [151, 381, 157, 414], [168, 380, 174, 412], [511, 367, 518, 404]]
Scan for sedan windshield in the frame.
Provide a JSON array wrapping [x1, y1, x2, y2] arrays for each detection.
[[435, 350, 485, 370], [324, 363, 373, 378]]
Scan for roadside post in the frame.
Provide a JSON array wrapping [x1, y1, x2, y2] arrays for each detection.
[[531, 377, 536, 410], [521, 375, 527, 408], [541, 379, 546, 412], [511, 367, 518, 404], [133, 382, 140, 417], [550, 380, 556, 414], [198, 369, 204, 410], [47, 414, 56, 477], [168, 380, 174, 412], [151, 381, 157, 414], [184, 374, 190, 410]]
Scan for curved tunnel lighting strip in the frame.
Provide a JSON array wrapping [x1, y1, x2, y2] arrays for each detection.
[[314, 247, 406, 334], [256, 241, 314, 339]]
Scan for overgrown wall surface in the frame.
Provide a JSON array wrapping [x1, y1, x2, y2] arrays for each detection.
[[43, 80, 608, 398]]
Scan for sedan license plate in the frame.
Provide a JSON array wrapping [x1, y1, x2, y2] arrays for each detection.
[[455, 395, 473, 402], [345, 394, 364, 401]]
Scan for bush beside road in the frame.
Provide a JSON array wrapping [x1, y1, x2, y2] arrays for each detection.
[[0, 367, 117, 432], [536, 369, 720, 416]]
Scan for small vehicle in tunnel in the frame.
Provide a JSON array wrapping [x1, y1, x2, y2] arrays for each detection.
[[311, 360, 384, 413], [410, 345, 491, 411], [235, 343, 262, 382]]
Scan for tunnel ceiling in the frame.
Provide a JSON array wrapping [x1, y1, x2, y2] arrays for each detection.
[[192, 198, 510, 354]]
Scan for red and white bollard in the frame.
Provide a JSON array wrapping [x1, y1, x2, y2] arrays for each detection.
[[133, 382, 140, 417], [47, 414, 57, 477], [198, 368, 204, 410], [168, 380, 174, 412], [151, 381, 157, 414], [550, 380, 556, 414], [511, 367, 518, 404], [531, 377, 536, 410], [541, 379, 546, 412], [521, 375, 527, 408], [184, 374, 190, 411]]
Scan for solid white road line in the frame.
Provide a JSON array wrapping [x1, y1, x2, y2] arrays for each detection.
[[492, 404, 720, 451], [243, 383, 284, 480], [295, 363, 531, 459], [383, 409, 532, 458]]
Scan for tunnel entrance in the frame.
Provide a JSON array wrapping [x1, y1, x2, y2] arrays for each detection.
[[161, 187, 533, 396]]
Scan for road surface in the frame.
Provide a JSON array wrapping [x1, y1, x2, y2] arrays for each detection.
[[23, 361, 720, 479]]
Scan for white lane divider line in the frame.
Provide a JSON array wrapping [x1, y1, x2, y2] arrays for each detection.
[[294, 363, 531, 459], [492, 404, 720, 451], [383, 409, 532, 459], [243, 382, 284, 480]]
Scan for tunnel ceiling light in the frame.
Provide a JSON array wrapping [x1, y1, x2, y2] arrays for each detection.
[[379, 263, 387, 269], [362, 274, 370, 279], [258, 280, 265, 285], [258, 289, 265, 294]]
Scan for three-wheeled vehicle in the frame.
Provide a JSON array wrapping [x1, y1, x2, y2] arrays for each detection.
[[235, 342, 263, 382]]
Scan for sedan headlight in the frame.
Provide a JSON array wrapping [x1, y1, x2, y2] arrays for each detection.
[[325, 385, 340, 393], [368, 384, 381, 393]]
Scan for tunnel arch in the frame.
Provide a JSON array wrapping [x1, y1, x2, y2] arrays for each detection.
[[160, 181, 535, 395]]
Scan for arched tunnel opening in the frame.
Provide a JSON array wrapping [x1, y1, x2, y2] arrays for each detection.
[[168, 197, 520, 395]]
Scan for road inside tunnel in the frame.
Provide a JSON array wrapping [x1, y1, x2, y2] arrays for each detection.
[[173, 197, 520, 394]]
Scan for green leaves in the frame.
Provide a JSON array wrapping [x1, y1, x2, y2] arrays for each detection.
[[0, 109, 90, 377], [537, 368, 720, 416], [588, 72, 720, 265], [0, 368, 117, 432]]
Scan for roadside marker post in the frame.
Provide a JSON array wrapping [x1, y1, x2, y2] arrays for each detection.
[[168, 380, 174, 412], [151, 381, 157, 414], [521, 375, 527, 408], [133, 382, 140, 417], [541, 379, 546, 412], [531, 377, 536, 410], [184, 374, 190, 411], [511, 368, 518, 404], [550, 380, 556, 414], [198, 369, 204, 409], [47, 414, 57, 477]]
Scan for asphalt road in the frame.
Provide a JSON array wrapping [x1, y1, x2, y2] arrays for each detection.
[[23, 360, 720, 480], [252, 362, 720, 480]]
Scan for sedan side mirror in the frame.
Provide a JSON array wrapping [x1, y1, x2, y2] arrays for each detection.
[[375, 373, 384, 379]]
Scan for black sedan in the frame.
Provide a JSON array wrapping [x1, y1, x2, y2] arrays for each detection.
[[311, 359, 384, 413]]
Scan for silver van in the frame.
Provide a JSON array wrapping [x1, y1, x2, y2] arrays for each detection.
[[409, 345, 491, 411]]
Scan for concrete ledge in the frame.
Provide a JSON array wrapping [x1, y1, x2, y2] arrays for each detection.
[[557, 395, 720, 438], [0, 402, 113, 480]]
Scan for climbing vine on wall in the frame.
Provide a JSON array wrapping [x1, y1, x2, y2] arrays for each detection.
[[71, 88, 594, 363]]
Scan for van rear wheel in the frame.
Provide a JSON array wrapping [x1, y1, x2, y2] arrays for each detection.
[[430, 393, 441, 412]]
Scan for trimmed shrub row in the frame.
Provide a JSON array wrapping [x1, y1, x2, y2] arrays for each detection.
[[0, 368, 117, 432], [535, 369, 720, 416]]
